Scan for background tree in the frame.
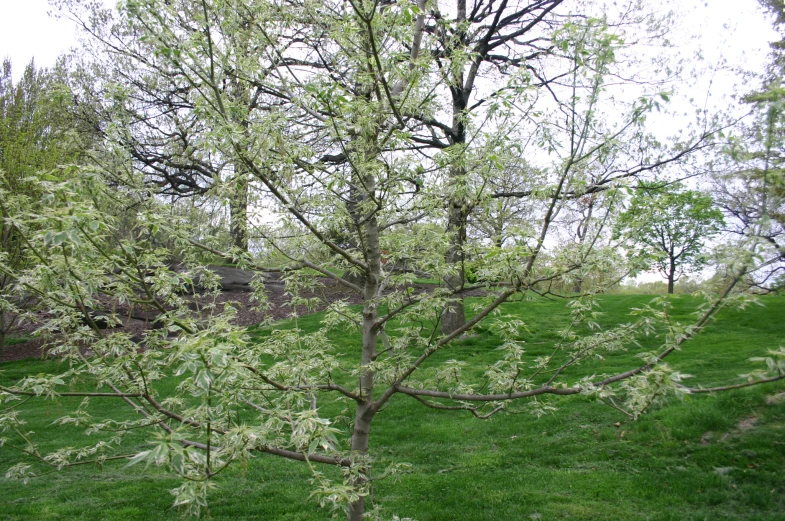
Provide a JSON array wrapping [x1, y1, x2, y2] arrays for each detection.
[[467, 159, 543, 249], [714, 95, 785, 290], [711, 0, 785, 291], [553, 190, 624, 293], [405, 5, 721, 333], [0, 58, 95, 185], [63, 18, 254, 253], [0, 58, 92, 354], [617, 183, 725, 294]]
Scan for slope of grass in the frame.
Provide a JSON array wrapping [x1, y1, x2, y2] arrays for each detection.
[[1, 294, 784, 520], [3, 334, 32, 347]]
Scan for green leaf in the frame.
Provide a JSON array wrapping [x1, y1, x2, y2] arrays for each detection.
[[126, 450, 151, 468]]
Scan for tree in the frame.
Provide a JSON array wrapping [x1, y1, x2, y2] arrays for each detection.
[[467, 160, 542, 249], [0, 58, 91, 354], [713, 96, 785, 290], [1, 1, 779, 520], [710, 0, 785, 291], [61, 17, 254, 253], [616, 183, 725, 294], [409, 4, 723, 333]]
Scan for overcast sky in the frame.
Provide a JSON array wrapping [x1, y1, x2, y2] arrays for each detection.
[[0, 0, 777, 81], [0, 0, 777, 128], [0, 0, 99, 76]]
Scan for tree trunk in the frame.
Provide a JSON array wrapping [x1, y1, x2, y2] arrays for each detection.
[[440, 0, 470, 336], [229, 168, 249, 252], [442, 199, 467, 335], [341, 181, 365, 288], [667, 258, 675, 294], [441, 295, 466, 336], [347, 171, 381, 521], [347, 402, 373, 521], [572, 279, 583, 294], [0, 309, 5, 356]]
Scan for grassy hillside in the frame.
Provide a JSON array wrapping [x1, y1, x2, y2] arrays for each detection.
[[1, 294, 784, 520]]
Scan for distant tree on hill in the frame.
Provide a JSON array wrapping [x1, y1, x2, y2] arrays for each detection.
[[617, 183, 725, 294]]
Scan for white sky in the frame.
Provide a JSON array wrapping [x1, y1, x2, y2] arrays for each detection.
[[0, 0, 90, 76], [0, 0, 777, 83]]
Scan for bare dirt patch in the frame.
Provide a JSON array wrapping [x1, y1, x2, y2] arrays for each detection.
[[736, 415, 758, 431], [765, 392, 785, 405]]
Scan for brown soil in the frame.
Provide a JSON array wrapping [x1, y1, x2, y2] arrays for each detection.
[[736, 415, 758, 431]]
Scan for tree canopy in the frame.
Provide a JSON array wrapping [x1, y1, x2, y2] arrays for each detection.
[[0, 58, 93, 354], [616, 183, 725, 294]]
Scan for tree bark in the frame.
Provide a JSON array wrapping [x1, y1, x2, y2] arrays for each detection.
[[667, 257, 675, 294], [228, 39, 252, 254], [441, 0, 469, 335], [0, 309, 5, 356], [347, 170, 380, 521], [442, 198, 467, 335], [229, 168, 249, 252], [347, 399, 373, 521]]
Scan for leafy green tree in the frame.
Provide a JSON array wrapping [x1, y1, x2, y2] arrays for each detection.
[[0, 58, 91, 353], [0, 2, 778, 521], [617, 183, 725, 294], [401, 3, 718, 334]]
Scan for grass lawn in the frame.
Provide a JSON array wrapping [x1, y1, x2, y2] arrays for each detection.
[[1, 294, 784, 520], [3, 335, 33, 347]]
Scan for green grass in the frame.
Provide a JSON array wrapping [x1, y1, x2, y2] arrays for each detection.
[[3, 335, 33, 347], [412, 277, 440, 285], [1, 295, 784, 520]]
